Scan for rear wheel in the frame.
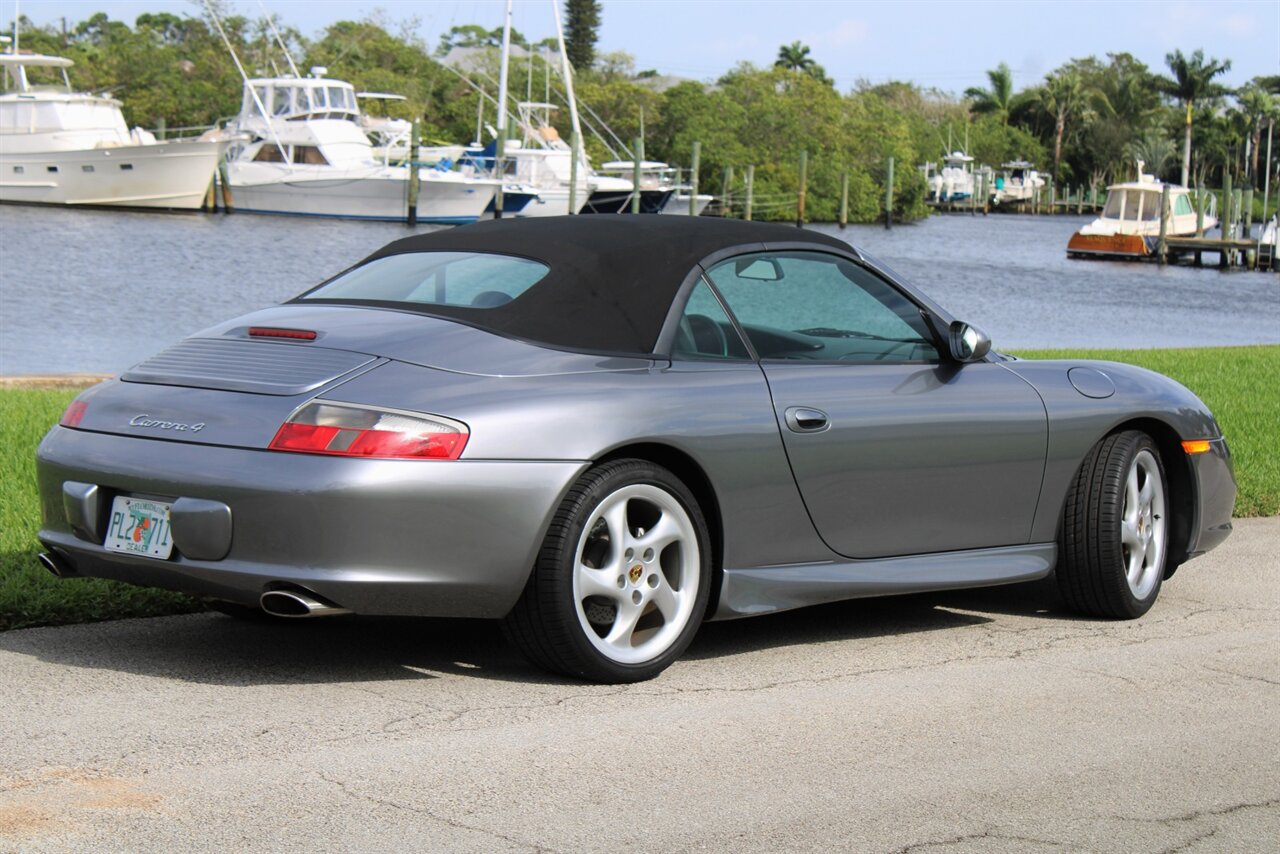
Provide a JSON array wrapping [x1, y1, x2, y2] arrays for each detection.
[[503, 459, 711, 683], [1057, 430, 1168, 618]]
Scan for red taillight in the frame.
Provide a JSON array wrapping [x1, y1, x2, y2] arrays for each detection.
[[249, 327, 317, 341], [268, 402, 468, 460], [60, 399, 88, 428]]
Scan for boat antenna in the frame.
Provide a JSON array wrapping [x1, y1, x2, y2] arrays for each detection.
[[12, 0, 18, 55], [256, 0, 301, 79], [203, 0, 288, 162]]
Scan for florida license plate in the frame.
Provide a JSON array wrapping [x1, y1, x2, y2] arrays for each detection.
[[104, 496, 174, 560]]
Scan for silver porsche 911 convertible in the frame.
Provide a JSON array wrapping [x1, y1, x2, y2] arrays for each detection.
[[35, 217, 1236, 682]]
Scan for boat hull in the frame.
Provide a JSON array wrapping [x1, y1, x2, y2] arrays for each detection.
[[226, 165, 496, 223], [0, 140, 221, 210], [1067, 232, 1151, 258]]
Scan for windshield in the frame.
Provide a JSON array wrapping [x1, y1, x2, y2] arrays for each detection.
[[298, 252, 550, 309]]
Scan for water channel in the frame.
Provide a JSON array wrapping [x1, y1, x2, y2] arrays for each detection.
[[1, 205, 1277, 376]]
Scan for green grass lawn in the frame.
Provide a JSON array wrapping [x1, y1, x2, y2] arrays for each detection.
[[2, 345, 1276, 631], [0, 388, 200, 631]]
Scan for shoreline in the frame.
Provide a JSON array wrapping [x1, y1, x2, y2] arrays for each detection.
[[0, 374, 112, 389]]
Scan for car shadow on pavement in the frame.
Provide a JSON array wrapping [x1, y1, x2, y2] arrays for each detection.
[[3, 579, 1077, 687]]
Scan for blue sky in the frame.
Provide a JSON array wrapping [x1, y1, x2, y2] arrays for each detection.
[[9, 0, 1279, 94]]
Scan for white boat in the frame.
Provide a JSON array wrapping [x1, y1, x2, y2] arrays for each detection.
[[0, 52, 224, 210], [926, 151, 975, 202], [992, 160, 1045, 205], [224, 71, 503, 223], [481, 101, 597, 218], [595, 159, 711, 215], [1067, 164, 1218, 258]]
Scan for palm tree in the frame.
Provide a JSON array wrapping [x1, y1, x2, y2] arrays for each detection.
[[1128, 129, 1177, 180], [775, 42, 815, 74], [1235, 83, 1280, 179], [964, 63, 1017, 125], [1156, 49, 1232, 187], [1030, 71, 1084, 181]]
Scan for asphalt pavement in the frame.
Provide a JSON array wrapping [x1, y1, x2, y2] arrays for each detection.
[[2, 518, 1277, 853]]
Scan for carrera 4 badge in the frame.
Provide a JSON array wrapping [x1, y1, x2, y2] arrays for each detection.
[[129, 414, 206, 433]]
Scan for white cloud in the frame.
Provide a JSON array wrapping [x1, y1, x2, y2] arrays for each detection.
[[805, 18, 869, 50]]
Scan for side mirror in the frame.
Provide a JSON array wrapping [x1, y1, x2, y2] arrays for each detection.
[[948, 321, 991, 362]]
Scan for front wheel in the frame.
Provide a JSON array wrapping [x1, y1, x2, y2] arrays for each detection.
[[503, 459, 711, 683], [1057, 430, 1169, 619]]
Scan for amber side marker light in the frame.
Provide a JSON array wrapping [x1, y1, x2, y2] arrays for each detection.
[[1181, 440, 1212, 455]]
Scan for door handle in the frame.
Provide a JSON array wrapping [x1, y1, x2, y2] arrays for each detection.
[[784, 407, 829, 433]]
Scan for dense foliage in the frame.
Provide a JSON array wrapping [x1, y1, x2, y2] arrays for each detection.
[[7, 10, 1277, 223]]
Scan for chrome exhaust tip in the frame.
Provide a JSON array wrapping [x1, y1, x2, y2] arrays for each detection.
[[259, 589, 352, 619], [38, 552, 72, 579]]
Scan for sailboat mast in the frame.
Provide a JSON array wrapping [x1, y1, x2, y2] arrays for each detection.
[[494, 0, 513, 218], [551, 1, 583, 145]]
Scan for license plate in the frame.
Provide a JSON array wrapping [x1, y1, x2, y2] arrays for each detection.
[[104, 496, 174, 560]]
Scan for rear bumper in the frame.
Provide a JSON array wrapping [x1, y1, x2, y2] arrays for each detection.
[[36, 427, 587, 618]]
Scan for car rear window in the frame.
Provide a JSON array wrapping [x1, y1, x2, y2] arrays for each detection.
[[299, 252, 550, 310]]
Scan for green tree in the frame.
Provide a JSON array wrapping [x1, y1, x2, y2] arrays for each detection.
[[565, 0, 601, 71], [1028, 71, 1085, 181], [964, 63, 1020, 125], [775, 41, 815, 74], [1156, 49, 1232, 186], [1235, 83, 1279, 180], [773, 41, 831, 86], [436, 24, 528, 55]]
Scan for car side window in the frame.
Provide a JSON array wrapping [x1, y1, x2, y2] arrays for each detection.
[[705, 252, 939, 362], [671, 279, 751, 361]]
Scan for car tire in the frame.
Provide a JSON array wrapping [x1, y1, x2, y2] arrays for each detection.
[[503, 459, 712, 683], [1057, 430, 1169, 619]]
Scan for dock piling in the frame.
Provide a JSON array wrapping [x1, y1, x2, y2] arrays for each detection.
[[407, 121, 420, 226], [217, 159, 233, 213], [688, 141, 701, 217], [568, 132, 580, 215], [1157, 183, 1170, 266], [721, 166, 734, 219], [884, 157, 894, 229], [631, 137, 643, 214], [839, 170, 849, 229], [796, 150, 808, 227]]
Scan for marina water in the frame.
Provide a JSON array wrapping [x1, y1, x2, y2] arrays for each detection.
[[1, 206, 1277, 376]]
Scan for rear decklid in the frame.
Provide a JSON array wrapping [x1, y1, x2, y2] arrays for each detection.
[[66, 304, 650, 450]]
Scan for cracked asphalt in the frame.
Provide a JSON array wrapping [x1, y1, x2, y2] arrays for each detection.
[[2, 518, 1277, 853]]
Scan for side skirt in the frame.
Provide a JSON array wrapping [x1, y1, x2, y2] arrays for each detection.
[[711, 543, 1055, 620]]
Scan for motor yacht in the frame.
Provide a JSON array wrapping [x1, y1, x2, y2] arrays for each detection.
[[0, 52, 224, 210], [224, 71, 506, 223], [1067, 165, 1217, 258], [926, 151, 975, 202], [992, 160, 1045, 205]]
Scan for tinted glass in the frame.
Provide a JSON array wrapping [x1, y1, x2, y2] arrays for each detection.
[[671, 280, 750, 360], [706, 252, 938, 362], [300, 252, 550, 309]]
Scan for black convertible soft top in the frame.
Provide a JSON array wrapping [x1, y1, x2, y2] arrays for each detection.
[[299, 216, 853, 355]]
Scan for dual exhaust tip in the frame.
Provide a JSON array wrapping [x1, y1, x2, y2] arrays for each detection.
[[39, 552, 349, 619]]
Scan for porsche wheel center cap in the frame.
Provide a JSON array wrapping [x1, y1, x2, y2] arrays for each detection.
[[628, 564, 643, 584]]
